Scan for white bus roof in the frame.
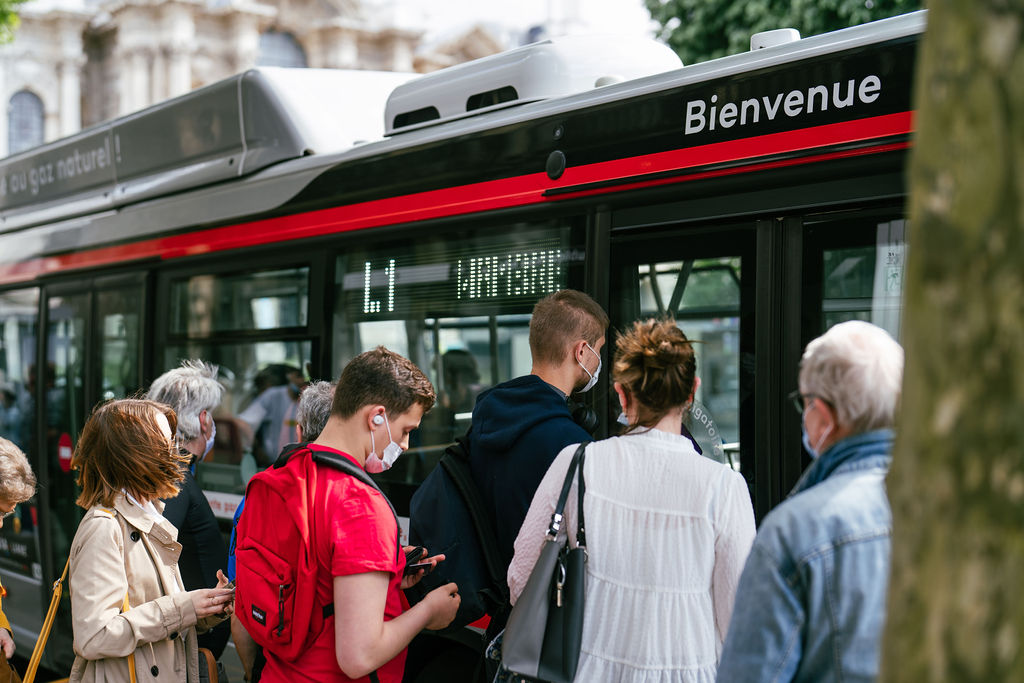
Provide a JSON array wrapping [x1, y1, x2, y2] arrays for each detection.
[[0, 68, 413, 231]]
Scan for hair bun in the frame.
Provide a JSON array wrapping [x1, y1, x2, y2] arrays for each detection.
[[614, 318, 697, 422]]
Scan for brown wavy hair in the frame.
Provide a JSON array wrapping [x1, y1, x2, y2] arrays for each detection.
[[613, 318, 697, 430], [72, 399, 190, 509]]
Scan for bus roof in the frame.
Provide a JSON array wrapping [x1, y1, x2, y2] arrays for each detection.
[[0, 11, 925, 241], [0, 68, 413, 231]]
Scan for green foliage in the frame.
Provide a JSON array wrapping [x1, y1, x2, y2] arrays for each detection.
[[0, 0, 28, 43], [645, 0, 923, 65]]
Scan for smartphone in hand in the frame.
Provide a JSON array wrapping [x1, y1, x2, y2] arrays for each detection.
[[403, 561, 433, 576], [403, 546, 430, 576]]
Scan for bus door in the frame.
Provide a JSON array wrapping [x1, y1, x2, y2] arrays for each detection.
[[31, 273, 146, 668], [607, 222, 763, 516]]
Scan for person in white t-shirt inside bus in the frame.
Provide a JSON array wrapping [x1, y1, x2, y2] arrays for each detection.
[[238, 365, 308, 465], [507, 317, 756, 682]]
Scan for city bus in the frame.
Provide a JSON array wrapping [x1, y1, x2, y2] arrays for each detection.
[[0, 10, 922, 676]]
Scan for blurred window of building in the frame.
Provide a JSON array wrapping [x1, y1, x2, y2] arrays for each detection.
[[8, 90, 44, 155], [257, 30, 308, 68]]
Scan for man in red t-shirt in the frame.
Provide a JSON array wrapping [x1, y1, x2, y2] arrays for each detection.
[[259, 347, 461, 683]]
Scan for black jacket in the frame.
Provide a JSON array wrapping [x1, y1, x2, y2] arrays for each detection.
[[467, 375, 591, 569]]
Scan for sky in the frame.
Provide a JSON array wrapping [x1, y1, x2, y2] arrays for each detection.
[[392, 0, 656, 44]]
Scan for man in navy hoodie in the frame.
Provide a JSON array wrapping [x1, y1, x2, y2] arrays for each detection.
[[468, 289, 608, 574]]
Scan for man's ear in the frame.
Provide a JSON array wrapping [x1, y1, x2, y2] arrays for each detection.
[[572, 339, 587, 362], [366, 405, 386, 429]]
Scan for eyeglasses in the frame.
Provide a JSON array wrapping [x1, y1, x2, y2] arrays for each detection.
[[788, 390, 832, 415]]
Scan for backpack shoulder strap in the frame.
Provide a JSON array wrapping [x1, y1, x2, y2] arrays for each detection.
[[439, 432, 508, 603], [311, 449, 401, 563], [272, 441, 310, 469]]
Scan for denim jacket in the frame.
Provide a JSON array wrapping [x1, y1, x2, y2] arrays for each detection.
[[717, 430, 893, 683]]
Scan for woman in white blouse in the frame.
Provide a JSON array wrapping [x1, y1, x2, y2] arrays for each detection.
[[508, 318, 755, 683]]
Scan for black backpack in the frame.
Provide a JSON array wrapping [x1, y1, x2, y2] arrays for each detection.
[[407, 433, 508, 632]]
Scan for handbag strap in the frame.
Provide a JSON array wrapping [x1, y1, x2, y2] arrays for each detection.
[[546, 442, 589, 541], [22, 558, 69, 683], [121, 593, 138, 683], [576, 444, 587, 549]]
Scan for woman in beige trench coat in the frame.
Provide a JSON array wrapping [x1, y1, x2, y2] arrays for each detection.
[[68, 399, 235, 683]]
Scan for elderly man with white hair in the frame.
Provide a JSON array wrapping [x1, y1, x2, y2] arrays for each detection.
[[718, 321, 904, 683]]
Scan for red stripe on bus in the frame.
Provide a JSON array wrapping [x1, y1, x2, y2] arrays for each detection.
[[0, 111, 912, 285], [549, 141, 912, 200]]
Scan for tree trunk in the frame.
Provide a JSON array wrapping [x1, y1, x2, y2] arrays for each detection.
[[883, 1, 1024, 680]]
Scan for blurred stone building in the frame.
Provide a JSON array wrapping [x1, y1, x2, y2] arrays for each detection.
[[0, 0, 437, 157]]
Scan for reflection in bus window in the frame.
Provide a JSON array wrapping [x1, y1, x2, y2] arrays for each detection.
[[332, 222, 583, 509], [0, 288, 41, 580], [169, 267, 309, 335], [634, 257, 742, 466], [98, 288, 142, 400], [822, 220, 906, 338]]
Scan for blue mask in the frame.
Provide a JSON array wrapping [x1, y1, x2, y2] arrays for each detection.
[[801, 412, 832, 459]]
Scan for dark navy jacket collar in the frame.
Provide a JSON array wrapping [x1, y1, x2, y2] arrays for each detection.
[[790, 429, 893, 497]]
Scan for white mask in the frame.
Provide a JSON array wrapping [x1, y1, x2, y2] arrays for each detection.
[[202, 419, 216, 461], [365, 413, 403, 474], [577, 342, 601, 393]]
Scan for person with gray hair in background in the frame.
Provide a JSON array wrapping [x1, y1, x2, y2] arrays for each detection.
[[228, 380, 336, 683], [147, 359, 231, 677], [717, 321, 904, 683], [294, 380, 335, 444]]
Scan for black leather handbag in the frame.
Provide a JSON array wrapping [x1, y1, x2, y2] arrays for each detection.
[[501, 442, 589, 683]]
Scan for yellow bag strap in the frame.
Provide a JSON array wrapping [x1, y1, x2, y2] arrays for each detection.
[[22, 562, 137, 683], [22, 558, 69, 683], [121, 593, 137, 683]]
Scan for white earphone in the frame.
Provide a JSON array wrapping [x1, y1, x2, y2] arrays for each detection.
[[372, 414, 385, 425]]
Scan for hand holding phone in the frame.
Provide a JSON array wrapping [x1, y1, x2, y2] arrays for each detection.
[[404, 561, 434, 576], [403, 546, 430, 576]]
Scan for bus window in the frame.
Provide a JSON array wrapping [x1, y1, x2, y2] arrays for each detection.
[[633, 257, 742, 466], [97, 287, 143, 400], [821, 220, 906, 338], [805, 213, 907, 340], [331, 221, 583, 512], [169, 266, 309, 335], [0, 288, 42, 584], [163, 263, 315, 521]]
